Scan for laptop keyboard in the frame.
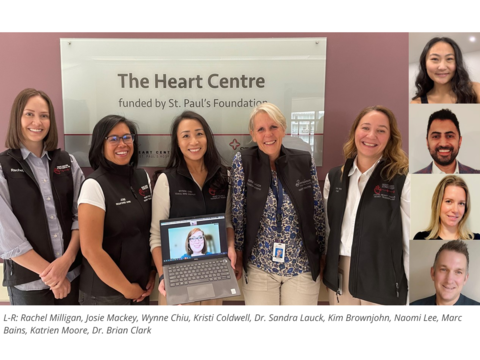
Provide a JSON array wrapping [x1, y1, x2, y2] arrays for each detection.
[[167, 258, 231, 287]]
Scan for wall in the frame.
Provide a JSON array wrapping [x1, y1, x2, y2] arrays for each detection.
[[0, 33, 408, 302], [0, 32, 409, 181]]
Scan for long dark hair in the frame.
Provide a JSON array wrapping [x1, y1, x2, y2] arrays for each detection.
[[89, 115, 139, 170], [413, 37, 477, 103], [155, 111, 227, 189]]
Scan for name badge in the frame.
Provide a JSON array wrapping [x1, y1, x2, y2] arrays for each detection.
[[272, 243, 285, 263]]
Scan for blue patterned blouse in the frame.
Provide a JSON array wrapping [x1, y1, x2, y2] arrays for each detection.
[[231, 152, 325, 276]]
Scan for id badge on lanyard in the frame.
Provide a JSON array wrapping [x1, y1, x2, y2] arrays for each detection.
[[271, 175, 285, 263]]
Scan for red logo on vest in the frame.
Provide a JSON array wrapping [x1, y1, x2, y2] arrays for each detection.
[[53, 165, 71, 175], [139, 188, 148, 197], [209, 188, 216, 196], [374, 185, 381, 195]]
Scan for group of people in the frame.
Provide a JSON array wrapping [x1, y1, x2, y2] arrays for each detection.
[[409, 36, 480, 306], [0, 88, 410, 306], [1, 36, 479, 306]]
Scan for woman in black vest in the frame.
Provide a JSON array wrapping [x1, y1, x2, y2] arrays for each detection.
[[231, 103, 325, 305], [411, 37, 480, 104], [77, 115, 155, 305], [323, 105, 410, 305], [0, 88, 84, 305], [414, 175, 480, 240], [150, 111, 234, 305]]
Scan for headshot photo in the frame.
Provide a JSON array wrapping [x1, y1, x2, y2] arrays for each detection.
[[274, 248, 284, 259], [409, 104, 480, 174], [409, 33, 480, 104], [167, 224, 221, 259], [411, 174, 480, 239], [410, 240, 480, 305]]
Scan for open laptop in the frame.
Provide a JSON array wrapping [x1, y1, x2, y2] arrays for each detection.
[[160, 213, 240, 305]]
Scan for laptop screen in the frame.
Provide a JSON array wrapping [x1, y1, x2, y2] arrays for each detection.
[[160, 214, 228, 264]]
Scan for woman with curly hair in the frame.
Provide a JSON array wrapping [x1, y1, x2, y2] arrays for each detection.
[[323, 105, 410, 305], [411, 37, 480, 104]]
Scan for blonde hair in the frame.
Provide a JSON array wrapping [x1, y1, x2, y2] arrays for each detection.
[[248, 103, 287, 132], [343, 105, 409, 181], [425, 175, 473, 240]]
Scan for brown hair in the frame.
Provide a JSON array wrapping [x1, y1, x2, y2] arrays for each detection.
[[185, 228, 207, 255], [5, 88, 58, 150], [433, 240, 469, 272], [342, 105, 409, 181]]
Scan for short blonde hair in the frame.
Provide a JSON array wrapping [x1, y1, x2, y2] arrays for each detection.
[[248, 103, 287, 132], [426, 175, 473, 240]]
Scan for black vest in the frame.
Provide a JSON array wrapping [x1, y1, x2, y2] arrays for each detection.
[[0, 148, 79, 286], [164, 162, 228, 218], [323, 158, 408, 305], [79, 164, 152, 296], [240, 146, 320, 281]]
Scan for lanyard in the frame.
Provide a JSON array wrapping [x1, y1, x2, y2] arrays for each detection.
[[270, 175, 283, 233]]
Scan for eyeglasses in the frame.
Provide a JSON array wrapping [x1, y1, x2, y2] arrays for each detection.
[[189, 236, 204, 242], [105, 134, 135, 145]]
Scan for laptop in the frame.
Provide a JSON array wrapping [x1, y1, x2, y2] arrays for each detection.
[[160, 213, 241, 305]]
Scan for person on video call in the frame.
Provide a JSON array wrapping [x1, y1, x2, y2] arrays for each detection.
[[415, 109, 480, 174], [410, 240, 480, 305], [180, 228, 213, 259]]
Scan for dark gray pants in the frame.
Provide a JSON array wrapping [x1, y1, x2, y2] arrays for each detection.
[[7, 277, 80, 305]]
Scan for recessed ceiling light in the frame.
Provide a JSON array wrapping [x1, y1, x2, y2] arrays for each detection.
[[469, 36, 476, 42]]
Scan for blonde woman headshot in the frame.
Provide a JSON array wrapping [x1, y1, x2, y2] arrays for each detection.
[[414, 175, 480, 240]]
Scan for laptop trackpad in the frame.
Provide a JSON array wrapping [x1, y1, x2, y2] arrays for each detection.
[[187, 284, 215, 301]]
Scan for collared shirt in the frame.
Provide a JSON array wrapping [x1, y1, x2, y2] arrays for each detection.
[[231, 152, 325, 276], [432, 160, 459, 174], [0, 145, 84, 290], [323, 157, 410, 282]]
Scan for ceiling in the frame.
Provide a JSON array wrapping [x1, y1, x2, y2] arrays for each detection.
[[409, 33, 480, 64]]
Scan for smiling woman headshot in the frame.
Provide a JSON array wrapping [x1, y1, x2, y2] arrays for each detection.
[[180, 228, 212, 259], [414, 175, 480, 240], [411, 37, 480, 104]]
